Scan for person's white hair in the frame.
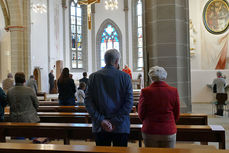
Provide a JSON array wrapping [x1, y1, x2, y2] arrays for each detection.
[[104, 49, 120, 65], [148, 66, 167, 81]]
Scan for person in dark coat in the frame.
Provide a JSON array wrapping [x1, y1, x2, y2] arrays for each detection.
[[0, 87, 7, 122], [79, 72, 89, 86], [49, 70, 55, 94], [85, 49, 133, 147], [57, 68, 76, 106]]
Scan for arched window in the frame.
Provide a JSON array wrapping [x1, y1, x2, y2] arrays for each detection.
[[97, 19, 122, 68], [137, 0, 143, 70], [100, 24, 119, 67], [132, 0, 143, 71], [70, 0, 87, 70]]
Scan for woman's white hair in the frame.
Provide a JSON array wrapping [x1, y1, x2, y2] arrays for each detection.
[[148, 66, 167, 81]]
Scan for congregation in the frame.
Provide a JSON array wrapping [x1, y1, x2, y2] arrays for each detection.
[[0, 49, 227, 150], [0, 49, 181, 148], [0, 0, 229, 152]]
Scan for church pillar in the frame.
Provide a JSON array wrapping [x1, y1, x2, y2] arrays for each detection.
[[124, 0, 129, 66], [91, 4, 96, 72], [144, 0, 191, 113], [7, 0, 31, 78]]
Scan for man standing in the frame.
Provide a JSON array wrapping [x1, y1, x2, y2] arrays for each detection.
[[85, 49, 133, 147], [49, 70, 55, 94], [26, 75, 38, 94], [79, 72, 89, 86], [122, 65, 132, 79], [212, 71, 227, 116], [2, 73, 14, 93]]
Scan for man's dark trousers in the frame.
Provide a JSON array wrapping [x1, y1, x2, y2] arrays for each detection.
[[95, 131, 129, 147]]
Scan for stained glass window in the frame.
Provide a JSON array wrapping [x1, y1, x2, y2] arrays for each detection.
[[100, 24, 120, 67], [137, 0, 143, 70], [70, 0, 83, 69]]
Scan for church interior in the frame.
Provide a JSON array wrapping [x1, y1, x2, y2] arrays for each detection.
[[0, 0, 229, 152]]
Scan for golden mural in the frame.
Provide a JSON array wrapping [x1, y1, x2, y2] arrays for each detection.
[[203, 0, 229, 34]]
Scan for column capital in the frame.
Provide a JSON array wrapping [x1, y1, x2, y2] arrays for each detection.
[[5, 25, 25, 32]]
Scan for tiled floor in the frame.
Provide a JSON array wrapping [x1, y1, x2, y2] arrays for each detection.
[[192, 103, 229, 149], [6, 103, 229, 150]]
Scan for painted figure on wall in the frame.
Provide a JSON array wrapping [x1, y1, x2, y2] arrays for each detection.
[[204, 0, 229, 34]]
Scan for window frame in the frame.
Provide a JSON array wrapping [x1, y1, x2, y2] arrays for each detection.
[[132, 0, 144, 72], [96, 19, 123, 70], [69, 0, 88, 72]]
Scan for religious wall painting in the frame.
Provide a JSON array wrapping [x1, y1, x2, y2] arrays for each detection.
[[203, 0, 229, 34]]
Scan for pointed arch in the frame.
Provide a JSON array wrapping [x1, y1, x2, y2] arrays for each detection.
[[96, 18, 122, 69], [0, 0, 10, 28]]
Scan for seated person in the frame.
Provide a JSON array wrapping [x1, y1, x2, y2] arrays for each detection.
[[7, 72, 40, 123], [76, 82, 86, 106]]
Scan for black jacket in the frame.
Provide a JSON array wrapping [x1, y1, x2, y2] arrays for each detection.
[[58, 78, 76, 100]]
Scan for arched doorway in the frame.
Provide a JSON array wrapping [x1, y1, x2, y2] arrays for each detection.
[[33, 68, 41, 92]]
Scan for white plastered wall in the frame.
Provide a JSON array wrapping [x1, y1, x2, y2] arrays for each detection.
[[190, 0, 229, 103], [31, 0, 64, 92]]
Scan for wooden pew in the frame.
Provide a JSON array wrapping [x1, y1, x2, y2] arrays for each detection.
[[4, 112, 208, 125], [37, 106, 137, 113], [130, 113, 208, 125], [39, 101, 59, 106], [133, 90, 140, 108], [0, 123, 225, 149], [130, 124, 226, 149], [0, 143, 228, 153], [37, 92, 47, 101]]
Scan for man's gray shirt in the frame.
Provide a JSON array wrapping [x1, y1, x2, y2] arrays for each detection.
[[212, 77, 226, 93]]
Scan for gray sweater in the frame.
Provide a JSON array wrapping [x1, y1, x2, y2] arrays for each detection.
[[7, 84, 40, 123]]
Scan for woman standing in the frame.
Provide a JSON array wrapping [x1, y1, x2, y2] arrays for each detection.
[[138, 66, 180, 148], [58, 68, 76, 106]]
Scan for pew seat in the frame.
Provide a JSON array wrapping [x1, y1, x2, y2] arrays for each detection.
[[0, 123, 225, 149], [39, 101, 59, 106], [37, 106, 137, 113], [0, 143, 228, 153], [4, 113, 208, 125], [37, 92, 47, 101]]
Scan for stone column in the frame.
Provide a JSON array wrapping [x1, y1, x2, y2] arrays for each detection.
[[124, 0, 129, 66], [91, 4, 96, 72], [8, 0, 30, 78], [144, 0, 191, 113]]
